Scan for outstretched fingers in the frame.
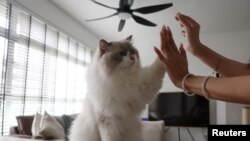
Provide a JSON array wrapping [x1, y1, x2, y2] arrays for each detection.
[[154, 47, 166, 62], [183, 14, 200, 28], [166, 26, 178, 53], [179, 43, 187, 60], [160, 26, 166, 53], [176, 13, 190, 29], [160, 25, 172, 56], [160, 25, 178, 54], [176, 13, 200, 30]]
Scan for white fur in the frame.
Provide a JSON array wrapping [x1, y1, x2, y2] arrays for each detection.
[[69, 44, 165, 141]]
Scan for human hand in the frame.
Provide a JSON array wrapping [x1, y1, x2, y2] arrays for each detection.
[[154, 25, 189, 88], [175, 13, 202, 55]]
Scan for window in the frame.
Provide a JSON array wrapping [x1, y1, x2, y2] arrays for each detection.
[[0, 0, 94, 135]]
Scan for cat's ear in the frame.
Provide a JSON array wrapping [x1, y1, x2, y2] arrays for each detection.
[[99, 39, 109, 55], [126, 35, 132, 41]]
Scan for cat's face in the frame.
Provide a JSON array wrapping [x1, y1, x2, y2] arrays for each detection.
[[98, 35, 140, 73]]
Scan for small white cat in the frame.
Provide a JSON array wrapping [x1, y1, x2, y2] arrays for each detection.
[[69, 35, 165, 141]]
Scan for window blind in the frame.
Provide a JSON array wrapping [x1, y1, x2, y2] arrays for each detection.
[[0, 0, 93, 135]]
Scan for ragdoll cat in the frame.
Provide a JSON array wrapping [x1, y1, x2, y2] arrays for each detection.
[[69, 35, 165, 141]]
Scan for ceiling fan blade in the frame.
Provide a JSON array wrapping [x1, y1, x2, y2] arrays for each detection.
[[133, 3, 173, 14], [119, 0, 125, 9], [86, 12, 118, 21], [91, 0, 117, 10], [128, 0, 134, 7], [119, 0, 129, 9], [132, 14, 156, 26], [118, 20, 126, 32]]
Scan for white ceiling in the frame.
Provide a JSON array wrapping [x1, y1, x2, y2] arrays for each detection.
[[50, 0, 250, 48]]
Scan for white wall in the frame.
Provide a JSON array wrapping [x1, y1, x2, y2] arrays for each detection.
[[12, 0, 99, 49]]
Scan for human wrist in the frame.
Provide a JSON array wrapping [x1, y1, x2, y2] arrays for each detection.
[[202, 76, 212, 100], [182, 75, 205, 94], [182, 73, 195, 96], [191, 42, 205, 57], [174, 74, 188, 89]]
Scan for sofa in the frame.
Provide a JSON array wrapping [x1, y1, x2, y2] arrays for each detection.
[[4, 114, 166, 141], [9, 114, 76, 140]]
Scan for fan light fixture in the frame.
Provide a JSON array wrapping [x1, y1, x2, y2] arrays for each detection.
[[118, 12, 132, 20], [87, 0, 173, 32]]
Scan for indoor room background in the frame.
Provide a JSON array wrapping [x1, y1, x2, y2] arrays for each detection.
[[0, 0, 250, 141]]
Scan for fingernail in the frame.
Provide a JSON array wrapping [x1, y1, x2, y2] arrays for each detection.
[[154, 47, 159, 52], [177, 12, 182, 17]]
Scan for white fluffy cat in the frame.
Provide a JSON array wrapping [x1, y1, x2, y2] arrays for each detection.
[[69, 35, 165, 141]]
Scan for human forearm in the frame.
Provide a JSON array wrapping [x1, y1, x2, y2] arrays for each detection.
[[193, 44, 250, 77], [184, 75, 250, 104]]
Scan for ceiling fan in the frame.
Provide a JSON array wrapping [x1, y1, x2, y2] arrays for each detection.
[[86, 0, 173, 32]]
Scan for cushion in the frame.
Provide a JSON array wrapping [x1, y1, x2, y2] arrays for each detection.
[[16, 115, 34, 135], [31, 113, 42, 137], [142, 120, 166, 141], [31, 111, 65, 139]]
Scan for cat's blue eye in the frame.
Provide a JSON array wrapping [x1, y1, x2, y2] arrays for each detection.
[[119, 51, 127, 56]]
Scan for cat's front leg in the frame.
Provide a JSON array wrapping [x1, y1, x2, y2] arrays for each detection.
[[139, 58, 165, 103], [97, 116, 124, 141]]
